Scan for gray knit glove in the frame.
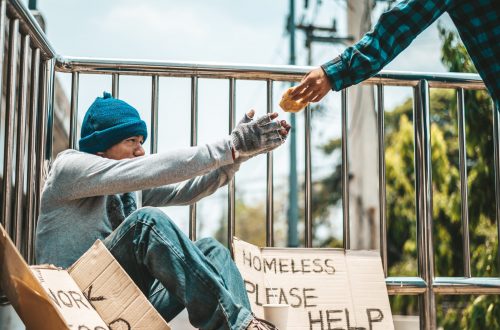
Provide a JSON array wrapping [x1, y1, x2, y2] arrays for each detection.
[[231, 112, 285, 159]]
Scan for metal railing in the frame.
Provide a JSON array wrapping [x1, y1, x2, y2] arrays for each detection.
[[0, 0, 54, 265], [0, 0, 499, 329]]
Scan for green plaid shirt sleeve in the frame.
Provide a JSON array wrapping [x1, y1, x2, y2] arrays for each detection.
[[322, 0, 500, 106], [321, 0, 451, 91]]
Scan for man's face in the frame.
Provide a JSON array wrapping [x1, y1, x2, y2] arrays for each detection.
[[97, 135, 145, 160]]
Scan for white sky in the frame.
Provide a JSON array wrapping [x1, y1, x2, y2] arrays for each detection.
[[29, 0, 456, 241]]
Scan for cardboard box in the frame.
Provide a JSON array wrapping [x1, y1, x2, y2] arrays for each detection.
[[233, 237, 394, 330], [68, 240, 170, 330], [0, 223, 169, 329], [0, 223, 107, 329]]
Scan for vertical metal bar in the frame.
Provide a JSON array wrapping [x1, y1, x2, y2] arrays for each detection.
[[0, 0, 5, 80], [0, 5, 5, 280], [44, 59, 55, 161], [266, 80, 275, 247], [35, 59, 54, 223], [228, 78, 236, 250], [189, 76, 198, 240], [0, 0, 6, 124], [341, 89, 350, 250], [150, 75, 159, 154], [288, 109, 299, 247], [112, 73, 119, 98], [69, 72, 79, 149], [493, 100, 500, 275], [377, 84, 388, 277], [13, 34, 30, 253], [304, 104, 312, 248], [457, 88, 471, 277], [2, 18, 19, 238], [0, 4, 6, 285], [26, 48, 40, 264], [413, 80, 436, 330]]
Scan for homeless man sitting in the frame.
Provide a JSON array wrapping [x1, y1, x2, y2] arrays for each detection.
[[35, 92, 291, 330]]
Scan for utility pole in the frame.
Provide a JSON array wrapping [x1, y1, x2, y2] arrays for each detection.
[[28, 0, 46, 32], [296, 23, 354, 65], [287, 0, 299, 247]]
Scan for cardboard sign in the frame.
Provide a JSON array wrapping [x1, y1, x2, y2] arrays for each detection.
[[68, 240, 170, 330], [0, 223, 106, 330], [31, 267, 110, 329], [1, 223, 169, 329], [233, 238, 394, 330]]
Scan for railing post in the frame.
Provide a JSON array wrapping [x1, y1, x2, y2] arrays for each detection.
[[457, 88, 471, 277], [35, 58, 56, 223], [112, 73, 119, 98], [189, 76, 198, 240], [0, 7, 6, 291], [304, 104, 312, 248], [342, 89, 350, 250], [228, 77, 236, 251], [0, 0, 5, 98], [377, 84, 388, 276], [493, 100, 500, 274], [2, 18, 19, 238], [13, 34, 31, 253], [44, 58, 56, 161], [69, 72, 79, 149], [26, 48, 40, 264], [413, 80, 436, 330], [266, 79, 275, 247], [150, 75, 159, 154]]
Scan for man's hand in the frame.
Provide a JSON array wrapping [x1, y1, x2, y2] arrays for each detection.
[[290, 67, 332, 103], [231, 110, 290, 161]]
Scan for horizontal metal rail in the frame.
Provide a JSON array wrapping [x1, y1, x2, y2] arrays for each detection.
[[55, 56, 486, 89], [433, 277, 500, 294], [386, 277, 500, 295]]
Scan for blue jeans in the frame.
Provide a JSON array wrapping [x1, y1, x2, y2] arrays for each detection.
[[103, 207, 253, 330]]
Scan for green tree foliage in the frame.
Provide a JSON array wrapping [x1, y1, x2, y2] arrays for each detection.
[[434, 23, 499, 329], [215, 199, 268, 247]]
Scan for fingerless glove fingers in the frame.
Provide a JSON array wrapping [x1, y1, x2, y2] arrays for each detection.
[[259, 120, 282, 133], [238, 112, 253, 125], [231, 113, 287, 159], [255, 113, 272, 125]]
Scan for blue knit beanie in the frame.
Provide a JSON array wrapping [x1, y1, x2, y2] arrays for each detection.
[[79, 92, 148, 154]]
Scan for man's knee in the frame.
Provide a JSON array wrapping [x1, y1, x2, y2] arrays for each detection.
[[129, 207, 176, 230], [136, 206, 169, 219], [196, 237, 230, 258]]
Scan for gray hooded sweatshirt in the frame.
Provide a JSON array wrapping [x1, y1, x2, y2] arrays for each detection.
[[36, 138, 237, 268]]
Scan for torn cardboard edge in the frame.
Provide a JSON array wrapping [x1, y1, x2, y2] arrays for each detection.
[[232, 237, 394, 330]]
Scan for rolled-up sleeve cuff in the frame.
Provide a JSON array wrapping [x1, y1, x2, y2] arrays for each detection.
[[321, 55, 345, 92]]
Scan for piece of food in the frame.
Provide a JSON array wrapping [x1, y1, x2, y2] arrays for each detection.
[[279, 87, 309, 113]]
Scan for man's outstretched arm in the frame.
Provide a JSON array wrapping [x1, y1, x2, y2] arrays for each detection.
[[291, 0, 453, 103], [142, 111, 291, 207]]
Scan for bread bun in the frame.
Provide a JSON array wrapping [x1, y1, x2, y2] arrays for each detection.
[[279, 87, 309, 113]]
